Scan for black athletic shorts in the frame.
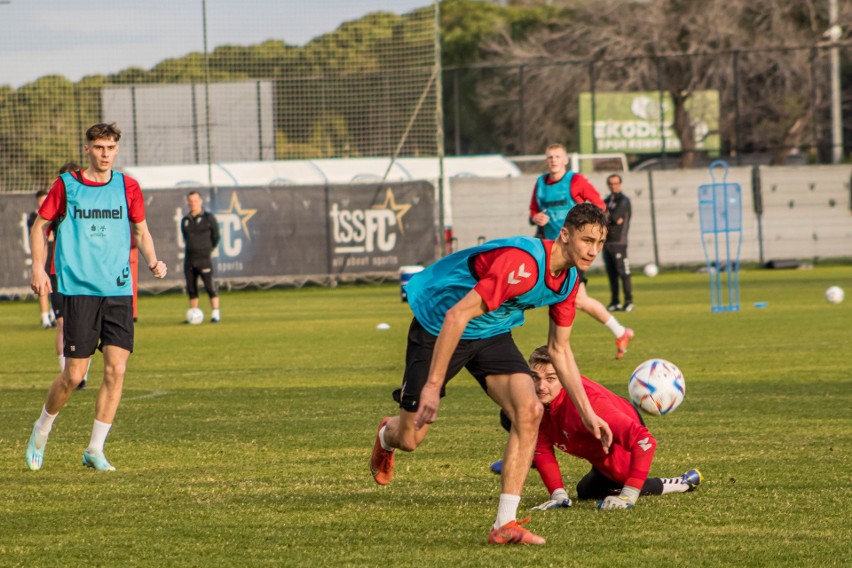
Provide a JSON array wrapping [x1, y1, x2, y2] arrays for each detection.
[[392, 318, 532, 412], [49, 274, 63, 318], [63, 295, 134, 358], [184, 256, 218, 299]]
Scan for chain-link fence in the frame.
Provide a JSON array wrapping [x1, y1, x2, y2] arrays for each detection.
[[0, 1, 440, 193], [444, 43, 852, 169], [2, 1, 850, 193]]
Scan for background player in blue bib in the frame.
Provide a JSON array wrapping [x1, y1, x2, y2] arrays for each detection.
[[529, 144, 634, 359], [370, 203, 614, 546], [26, 123, 168, 472]]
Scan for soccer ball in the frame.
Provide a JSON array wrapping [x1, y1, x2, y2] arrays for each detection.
[[186, 308, 204, 325], [643, 263, 659, 278], [825, 286, 844, 304], [628, 359, 686, 416]]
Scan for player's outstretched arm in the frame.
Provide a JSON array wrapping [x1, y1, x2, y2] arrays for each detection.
[[547, 320, 613, 453], [414, 290, 487, 430]]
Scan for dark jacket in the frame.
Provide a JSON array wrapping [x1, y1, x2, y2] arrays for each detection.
[[604, 192, 631, 246]]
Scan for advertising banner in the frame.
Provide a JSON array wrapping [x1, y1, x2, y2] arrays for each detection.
[[579, 90, 720, 154], [1, 180, 438, 294]]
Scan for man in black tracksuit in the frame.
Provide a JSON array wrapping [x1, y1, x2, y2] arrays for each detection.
[[181, 191, 221, 322], [603, 174, 633, 312]]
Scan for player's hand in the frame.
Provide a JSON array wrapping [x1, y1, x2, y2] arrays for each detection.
[[581, 412, 613, 454], [30, 268, 52, 296], [413, 382, 441, 430], [532, 210, 549, 227], [149, 260, 168, 279], [531, 489, 572, 511], [597, 495, 634, 510]]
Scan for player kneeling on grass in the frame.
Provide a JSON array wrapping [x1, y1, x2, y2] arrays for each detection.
[[525, 346, 702, 511], [370, 203, 614, 546]]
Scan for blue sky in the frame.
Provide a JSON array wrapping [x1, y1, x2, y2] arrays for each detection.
[[0, 0, 431, 88]]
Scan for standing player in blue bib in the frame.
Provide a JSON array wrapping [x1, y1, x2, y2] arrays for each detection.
[[530, 144, 634, 359], [25, 123, 168, 472], [370, 203, 614, 546]]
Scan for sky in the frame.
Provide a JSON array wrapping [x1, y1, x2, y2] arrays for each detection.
[[0, 0, 431, 88]]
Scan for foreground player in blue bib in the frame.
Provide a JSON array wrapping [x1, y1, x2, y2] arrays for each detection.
[[25, 123, 168, 473], [370, 203, 613, 545]]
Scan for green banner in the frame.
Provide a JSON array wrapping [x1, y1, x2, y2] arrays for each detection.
[[579, 91, 720, 154]]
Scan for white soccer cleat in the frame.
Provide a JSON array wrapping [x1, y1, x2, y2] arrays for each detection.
[[82, 449, 116, 472], [25, 423, 48, 471]]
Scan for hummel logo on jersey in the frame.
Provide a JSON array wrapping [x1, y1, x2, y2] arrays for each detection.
[[116, 266, 130, 287], [507, 263, 532, 285], [637, 437, 653, 451], [72, 205, 124, 220]]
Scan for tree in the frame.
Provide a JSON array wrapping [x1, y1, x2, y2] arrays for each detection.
[[476, 0, 851, 165]]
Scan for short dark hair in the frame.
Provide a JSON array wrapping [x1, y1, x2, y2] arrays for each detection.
[[606, 174, 622, 184], [58, 162, 80, 174], [186, 190, 202, 199], [86, 123, 121, 143], [562, 202, 608, 235], [528, 345, 551, 368], [36, 189, 49, 199]]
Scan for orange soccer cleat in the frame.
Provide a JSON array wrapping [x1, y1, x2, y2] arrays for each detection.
[[370, 417, 395, 485], [615, 328, 634, 359], [487, 516, 546, 545]]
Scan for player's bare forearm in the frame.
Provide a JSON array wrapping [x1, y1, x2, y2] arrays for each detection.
[[414, 291, 486, 429], [29, 216, 51, 295], [548, 321, 612, 451], [133, 220, 168, 279]]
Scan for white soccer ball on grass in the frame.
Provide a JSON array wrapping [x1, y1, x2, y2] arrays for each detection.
[[186, 308, 204, 325], [628, 358, 686, 416], [643, 263, 659, 278], [825, 286, 844, 304]]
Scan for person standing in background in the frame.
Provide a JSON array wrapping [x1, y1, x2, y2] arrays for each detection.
[[602, 174, 633, 312], [181, 191, 221, 323]]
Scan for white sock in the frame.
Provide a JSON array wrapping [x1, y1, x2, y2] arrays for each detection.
[[87, 420, 112, 454], [660, 478, 690, 495], [35, 406, 58, 437], [378, 425, 394, 452], [494, 493, 521, 529], [212, 308, 220, 320], [41, 312, 51, 325], [58, 355, 65, 371], [83, 359, 92, 382], [604, 316, 626, 338]]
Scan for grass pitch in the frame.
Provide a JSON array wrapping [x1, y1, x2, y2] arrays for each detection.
[[1, 267, 850, 567]]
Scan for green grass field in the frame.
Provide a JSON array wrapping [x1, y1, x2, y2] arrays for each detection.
[[1, 267, 850, 567]]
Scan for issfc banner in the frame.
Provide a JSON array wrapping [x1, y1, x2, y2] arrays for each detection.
[[0, 181, 438, 292], [327, 182, 437, 274]]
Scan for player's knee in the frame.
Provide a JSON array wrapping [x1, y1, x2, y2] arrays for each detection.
[[103, 361, 127, 381], [514, 399, 544, 431]]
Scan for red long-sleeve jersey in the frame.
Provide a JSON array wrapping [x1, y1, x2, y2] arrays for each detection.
[[534, 377, 657, 493]]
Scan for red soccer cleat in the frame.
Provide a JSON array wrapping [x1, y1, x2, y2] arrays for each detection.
[[615, 328, 634, 359], [487, 516, 546, 545], [370, 417, 395, 485]]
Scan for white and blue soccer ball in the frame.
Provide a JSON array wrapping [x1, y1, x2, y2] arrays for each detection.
[[628, 359, 686, 416], [825, 286, 844, 304], [186, 308, 204, 325]]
